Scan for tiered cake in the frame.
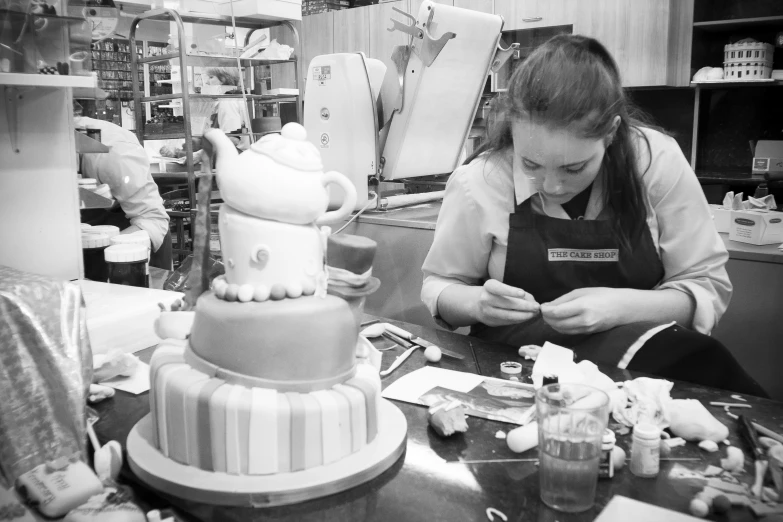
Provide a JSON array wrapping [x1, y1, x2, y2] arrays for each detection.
[[129, 124, 405, 501]]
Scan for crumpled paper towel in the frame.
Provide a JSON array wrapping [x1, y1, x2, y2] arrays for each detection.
[[722, 191, 777, 211], [258, 39, 294, 60], [612, 377, 674, 429], [0, 266, 92, 488]]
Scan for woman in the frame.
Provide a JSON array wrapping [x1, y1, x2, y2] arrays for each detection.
[[421, 35, 765, 396], [201, 67, 251, 151]]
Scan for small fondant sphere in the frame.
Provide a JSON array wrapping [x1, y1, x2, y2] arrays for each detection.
[[689, 498, 709, 518], [424, 346, 442, 363], [712, 495, 731, 514], [270, 284, 287, 301], [214, 282, 228, 299], [237, 285, 254, 302], [253, 285, 271, 302], [224, 284, 239, 302], [286, 282, 303, 299], [612, 446, 626, 471], [301, 279, 316, 296]]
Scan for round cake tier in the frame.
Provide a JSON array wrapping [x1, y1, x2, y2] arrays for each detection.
[[219, 204, 326, 297], [149, 341, 381, 476], [190, 292, 358, 390]]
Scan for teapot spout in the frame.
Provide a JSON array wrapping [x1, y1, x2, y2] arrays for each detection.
[[203, 129, 239, 179]]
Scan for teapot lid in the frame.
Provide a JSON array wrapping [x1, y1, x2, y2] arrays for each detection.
[[250, 123, 323, 172]]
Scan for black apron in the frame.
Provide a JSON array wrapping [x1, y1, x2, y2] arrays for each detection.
[[472, 193, 667, 367], [81, 207, 173, 270]]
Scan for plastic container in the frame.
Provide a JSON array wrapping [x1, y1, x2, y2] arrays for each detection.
[[90, 225, 120, 238], [598, 429, 616, 479], [105, 244, 149, 288], [81, 231, 112, 282], [630, 423, 660, 478], [78, 178, 98, 190], [110, 230, 151, 277]]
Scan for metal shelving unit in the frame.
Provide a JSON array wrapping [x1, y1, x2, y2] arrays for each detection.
[[129, 8, 301, 263]]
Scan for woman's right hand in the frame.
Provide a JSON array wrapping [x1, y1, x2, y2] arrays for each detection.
[[473, 279, 540, 327]]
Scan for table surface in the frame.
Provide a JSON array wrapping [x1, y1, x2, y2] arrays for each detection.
[[93, 317, 783, 522]]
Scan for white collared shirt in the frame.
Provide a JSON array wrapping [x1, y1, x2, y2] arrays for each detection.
[[77, 117, 170, 251], [421, 127, 732, 335]]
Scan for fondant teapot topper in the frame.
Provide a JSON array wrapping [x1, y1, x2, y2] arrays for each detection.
[[203, 123, 357, 225]]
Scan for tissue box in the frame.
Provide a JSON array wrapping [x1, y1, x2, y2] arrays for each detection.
[[709, 204, 731, 233], [752, 140, 783, 176], [729, 209, 783, 245]]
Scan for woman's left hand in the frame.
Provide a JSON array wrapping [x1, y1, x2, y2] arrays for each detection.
[[540, 287, 623, 335]]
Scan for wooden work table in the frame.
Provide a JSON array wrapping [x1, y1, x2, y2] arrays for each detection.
[[92, 316, 783, 522]]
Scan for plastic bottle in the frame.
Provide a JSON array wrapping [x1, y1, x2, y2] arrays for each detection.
[[598, 429, 616, 479], [754, 182, 769, 199], [630, 423, 660, 478]]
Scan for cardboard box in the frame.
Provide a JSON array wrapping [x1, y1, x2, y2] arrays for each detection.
[[729, 209, 783, 245], [752, 140, 783, 176], [216, 0, 302, 21], [709, 204, 731, 233]]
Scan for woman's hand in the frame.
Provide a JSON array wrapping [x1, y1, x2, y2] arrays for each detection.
[[540, 287, 622, 335], [473, 279, 540, 327]]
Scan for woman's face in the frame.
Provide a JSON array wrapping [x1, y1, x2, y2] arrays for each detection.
[[511, 118, 609, 205], [206, 74, 221, 86]]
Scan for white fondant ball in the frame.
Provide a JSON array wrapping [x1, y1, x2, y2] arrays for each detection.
[[214, 282, 228, 299], [424, 346, 442, 363], [270, 284, 287, 301], [612, 446, 626, 470], [225, 284, 239, 302], [253, 285, 271, 302], [286, 282, 303, 299], [689, 498, 709, 518], [506, 422, 539, 453], [237, 285, 254, 302], [302, 279, 316, 296]]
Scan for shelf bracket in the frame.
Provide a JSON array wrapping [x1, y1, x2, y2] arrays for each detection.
[[3, 86, 21, 154]]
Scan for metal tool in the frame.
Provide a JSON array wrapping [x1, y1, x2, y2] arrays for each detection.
[[379, 344, 419, 377], [739, 414, 769, 498], [383, 323, 465, 360]]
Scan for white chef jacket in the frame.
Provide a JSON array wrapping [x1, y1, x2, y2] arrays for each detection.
[[77, 117, 169, 251], [421, 127, 732, 335], [212, 99, 251, 151]]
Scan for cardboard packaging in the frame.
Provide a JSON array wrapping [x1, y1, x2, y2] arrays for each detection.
[[729, 209, 783, 245], [752, 140, 783, 177], [709, 204, 731, 233]]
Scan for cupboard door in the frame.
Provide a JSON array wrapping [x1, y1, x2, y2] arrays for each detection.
[[301, 11, 335, 96], [575, 0, 670, 87], [333, 5, 371, 55], [452, 0, 492, 13], [368, 1, 410, 62], [494, 0, 576, 31]]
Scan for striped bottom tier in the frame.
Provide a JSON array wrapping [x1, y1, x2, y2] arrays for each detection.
[[149, 339, 381, 475]]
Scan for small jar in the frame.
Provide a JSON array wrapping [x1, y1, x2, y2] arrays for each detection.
[[630, 423, 660, 478], [78, 178, 98, 191], [500, 361, 522, 380], [598, 429, 616, 479], [90, 225, 120, 238], [105, 244, 149, 287], [81, 231, 112, 282], [110, 230, 151, 276]]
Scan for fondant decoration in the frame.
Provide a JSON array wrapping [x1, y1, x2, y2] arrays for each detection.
[[270, 284, 286, 301], [612, 446, 626, 470], [149, 343, 381, 475], [426, 400, 468, 437], [699, 440, 719, 452], [668, 399, 729, 443], [64, 487, 146, 522], [360, 323, 385, 338], [760, 437, 783, 450], [721, 447, 745, 472], [154, 311, 195, 340], [424, 346, 442, 363], [204, 123, 357, 226], [326, 234, 381, 330], [16, 459, 103, 518], [237, 285, 254, 302], [689, 498, 710, 518], [518, 344, 542, 360], [189, 293, 358, 390], [93, 350, 139, 383], [94, 440, 123, 482], [506, 422, 539, 453]]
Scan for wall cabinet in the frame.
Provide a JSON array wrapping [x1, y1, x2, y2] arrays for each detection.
[[334, 6, 371, 55], [494, 0, 576, 31], [301, 11, 334, 96], [452, 0, 492, 14]]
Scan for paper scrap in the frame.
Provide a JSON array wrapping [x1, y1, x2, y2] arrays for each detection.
[[595, 495, 705, 521], [100, 361, 150, 395]]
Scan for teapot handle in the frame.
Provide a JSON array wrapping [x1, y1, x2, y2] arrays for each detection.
[[316, 171, 357, 226]]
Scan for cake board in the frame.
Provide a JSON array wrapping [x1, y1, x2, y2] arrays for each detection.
[[126, 399, 407, 507]]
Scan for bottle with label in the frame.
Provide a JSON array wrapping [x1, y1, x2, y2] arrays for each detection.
[[630, 423, 660, 478]]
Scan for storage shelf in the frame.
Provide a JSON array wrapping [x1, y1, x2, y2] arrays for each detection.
[[142, 93, 298, 102], [139, 53, 295, 67], [144, 131, 280, 140], [693, 15, 783, 32], [691, 79, 783, 88], [0, 73, 97, 88]]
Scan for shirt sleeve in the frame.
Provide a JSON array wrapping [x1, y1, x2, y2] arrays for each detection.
[[642, 131, 732, 334], [83, 139, 170, 252], [421, 162, 494, 325]]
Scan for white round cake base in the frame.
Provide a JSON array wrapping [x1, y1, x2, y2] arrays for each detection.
[[126, 399, 407, 507]]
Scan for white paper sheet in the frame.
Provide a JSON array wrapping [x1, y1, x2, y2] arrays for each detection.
[[100, 361, 150, 395], [595, 496, 703, 522]]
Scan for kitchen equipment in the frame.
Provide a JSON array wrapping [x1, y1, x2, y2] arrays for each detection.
[[383, 323, 465, 360], [303, 1, 510, 210]]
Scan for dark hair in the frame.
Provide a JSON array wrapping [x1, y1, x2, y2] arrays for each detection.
[[206, 67, 240, 86], [469, 34, 655, 249]]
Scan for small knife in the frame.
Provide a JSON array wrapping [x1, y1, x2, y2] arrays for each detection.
[[383, 323, 465, 360], [379, 344, 419, 377]]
